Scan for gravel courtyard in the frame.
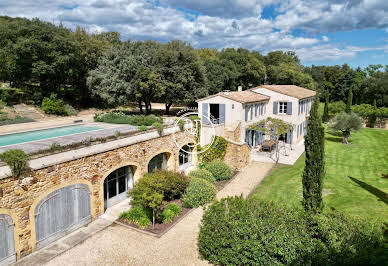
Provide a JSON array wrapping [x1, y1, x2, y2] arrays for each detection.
[[46, 162, 274, 266]]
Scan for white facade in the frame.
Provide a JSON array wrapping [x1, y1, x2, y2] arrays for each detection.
[[197, 87, 315, 147]]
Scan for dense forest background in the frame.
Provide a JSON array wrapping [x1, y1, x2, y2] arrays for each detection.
[[1, 16, 387, 113]]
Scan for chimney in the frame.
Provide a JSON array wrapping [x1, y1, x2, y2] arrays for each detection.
[[238, 86, 242, 92]]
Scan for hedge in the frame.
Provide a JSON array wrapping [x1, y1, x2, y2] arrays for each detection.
[[204, 160, 233, 181], [188, 168, 216, 183], [198, 196, 386, 265]]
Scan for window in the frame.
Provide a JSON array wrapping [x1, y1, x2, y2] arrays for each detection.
[[279, 102, 288, 114], [232, 104, 234, 109], [148, 153, 168, 173], [179, 145, 193, 170]]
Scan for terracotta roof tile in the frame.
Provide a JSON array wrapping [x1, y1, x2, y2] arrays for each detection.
[[197, 90, 269, 104], [253, 85, 316, 99]]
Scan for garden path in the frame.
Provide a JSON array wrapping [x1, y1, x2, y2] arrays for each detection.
[[45, 162, 274, 266]]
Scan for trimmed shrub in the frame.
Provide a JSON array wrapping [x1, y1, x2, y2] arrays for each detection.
[[188, 168, 216, 183], [329, 101, 346, 115], [41, 94, 67, 115], [138, 217, 151, 229], [199, 196, 386, 266], [163, 203, 182, 216], [161, 209, 175, 223], [0, 149, 28, 177], [0, 116, 34, 126], [119, 205, 152, 229], [204, 160, 233, 181], [152, 122, 163, 136], [129, 170, 190, 203], [139, 125, 147, 131], [182, 178, 217, 208], [198, 136, 228, 163], [94, 112, 163, 126]]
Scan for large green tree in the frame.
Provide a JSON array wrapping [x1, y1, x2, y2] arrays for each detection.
[[158, 40, 207, 115], [88, 41, 163, 114], [302, 97, 325, 213]]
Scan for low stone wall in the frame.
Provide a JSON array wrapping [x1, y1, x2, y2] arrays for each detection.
[[0, 131, 194, 259], [224, 141, 250, 171]]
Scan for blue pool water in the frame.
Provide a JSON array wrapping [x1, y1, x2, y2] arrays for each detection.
[[0, 125, 102, 147]]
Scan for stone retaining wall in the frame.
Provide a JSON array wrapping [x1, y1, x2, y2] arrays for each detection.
[[0, 131, 194, 259]]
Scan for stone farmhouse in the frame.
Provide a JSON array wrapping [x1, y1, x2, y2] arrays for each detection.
[[197, 85, 316, 148]]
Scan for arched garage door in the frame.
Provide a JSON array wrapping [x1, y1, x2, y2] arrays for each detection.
[[0, 214, 15, 265], [35, 184, 91, 249]]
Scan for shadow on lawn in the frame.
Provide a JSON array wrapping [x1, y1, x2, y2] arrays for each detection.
[[349, 176, 388, 205], [325, 136, 343, 143]]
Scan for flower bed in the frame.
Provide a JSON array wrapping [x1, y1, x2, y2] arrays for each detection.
[[117, 168, 239, 237]]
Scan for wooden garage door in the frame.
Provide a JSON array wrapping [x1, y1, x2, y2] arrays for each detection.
[[0, 214, 15, 265], [35, 184, 91, 249]]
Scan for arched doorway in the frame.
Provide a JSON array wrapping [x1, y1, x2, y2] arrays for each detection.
[[104, 166, 134, 210], [34, 184, 91, 249], [0, 214, 15, 265], [179, 144, 193, 171], [148, 153, 169, 173]]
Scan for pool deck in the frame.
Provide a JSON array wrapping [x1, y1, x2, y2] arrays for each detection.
[[0, 122, 140, 154]]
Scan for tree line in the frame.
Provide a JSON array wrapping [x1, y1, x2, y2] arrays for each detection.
[[0, 16, 387, 114]]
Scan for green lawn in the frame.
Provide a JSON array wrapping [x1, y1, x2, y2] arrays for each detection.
[[251, 128, 388, 224]]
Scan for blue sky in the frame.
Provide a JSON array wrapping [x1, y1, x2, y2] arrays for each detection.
[[1, 0, 388, 68]]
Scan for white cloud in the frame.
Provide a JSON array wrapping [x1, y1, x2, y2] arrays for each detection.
[[322, 36, 329, 42]]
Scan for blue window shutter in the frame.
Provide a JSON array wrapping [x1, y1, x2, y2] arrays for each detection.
[[219, 104, 225, 124], [273, 102, 278, 114], [202, 103, 209, 125], [255, 104, 258, 116], [250, 105, 253, 120], [260, 103, 263, 115], [287, 102, 292, 115], [245, 129, 249, 144], [245, 106, 249, 121], [298, 101, 301, 115]]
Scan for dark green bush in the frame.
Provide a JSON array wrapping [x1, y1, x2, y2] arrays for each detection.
[[129, 170, 190, 203], [199, 136, 228, 163], [152, 122, 163, 136], [204, 160, 233, 181], [188, 168, 216, 183], [329, 101, 346, 115], [199, 196, 386, 266], [0, 149, 28, 177], [41, 93, 67, 115], [182, 178, 217, 208]]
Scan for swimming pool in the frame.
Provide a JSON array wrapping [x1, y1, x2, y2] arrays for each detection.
[[0, 124, 103, 147]]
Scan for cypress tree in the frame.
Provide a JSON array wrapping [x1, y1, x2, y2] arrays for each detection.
[[322, 93, 329, 123], [345, 87, 352, 113], [302, 97, 325, 213]]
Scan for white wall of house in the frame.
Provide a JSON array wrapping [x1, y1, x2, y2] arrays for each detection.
[[198, 95, 243, 126], [198, 89, 315, 146], [251, 87, 314, 144]]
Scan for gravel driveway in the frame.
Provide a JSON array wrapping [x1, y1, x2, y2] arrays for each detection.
[[46, 162, 274, 266]]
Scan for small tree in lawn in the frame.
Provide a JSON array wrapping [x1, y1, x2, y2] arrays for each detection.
[[302, 97, 325, 213], [345, 87, 352, 113], [249, 117, 293, 163], [329, 112, 362, 144], [322, 92, 329, 123]]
